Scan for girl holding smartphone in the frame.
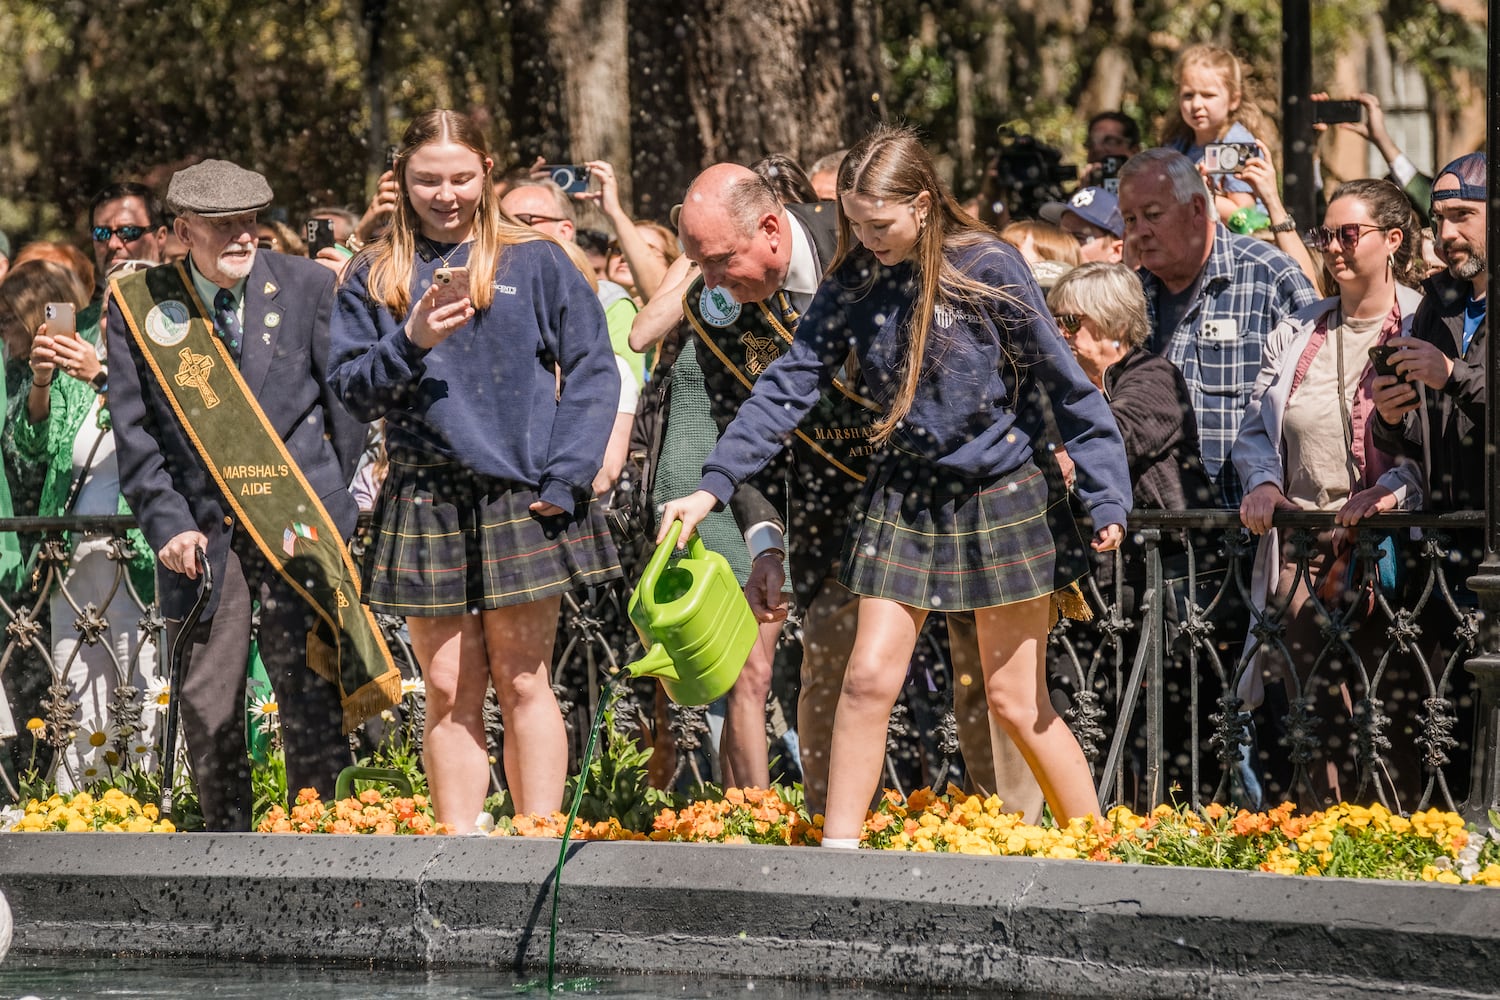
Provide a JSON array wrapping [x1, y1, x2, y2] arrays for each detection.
[[661, 125, 1131, 845], [330, 109, 620, 832]]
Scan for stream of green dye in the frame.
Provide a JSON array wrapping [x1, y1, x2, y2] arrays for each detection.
[[544, 681, 627, 992]]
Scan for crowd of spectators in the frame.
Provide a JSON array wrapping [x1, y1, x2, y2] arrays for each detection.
[[0, 42, 1487, 828]]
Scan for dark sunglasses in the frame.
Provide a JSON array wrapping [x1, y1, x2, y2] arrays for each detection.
[[605, 241, 622, 257], [1301, 223, 1387, 251], [1056, 313, 1084, 335], [512, 213, 565, 227], [91, 225, 153, 243]]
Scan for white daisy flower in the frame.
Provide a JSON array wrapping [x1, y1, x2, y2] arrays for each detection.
[[72, 722, 119, 758], [250, 694, 280, 734], [76, 752, 108, 784], [142, 676, 172, 717], [401, 677, 426, 699], [473, 812, 496, 835]]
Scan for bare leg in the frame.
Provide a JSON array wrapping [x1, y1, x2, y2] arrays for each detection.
[[974, 595, 1098, 823], [822, 598, 926, 842], [407, 614, 491, 833], [720, 618, 779, 789], [483, 596, 566, 817]]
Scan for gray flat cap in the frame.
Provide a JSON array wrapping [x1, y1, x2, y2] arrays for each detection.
[[166, 159, 273, 217]]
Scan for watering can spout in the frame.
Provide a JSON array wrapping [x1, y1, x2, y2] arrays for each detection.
[[625, 643, 679, 682]]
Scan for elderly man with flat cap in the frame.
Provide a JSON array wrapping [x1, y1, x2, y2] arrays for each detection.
[[106, 159, 397, 830]]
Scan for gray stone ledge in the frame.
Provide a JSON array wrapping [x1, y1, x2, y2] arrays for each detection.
[[1, 834, 1497, 998]]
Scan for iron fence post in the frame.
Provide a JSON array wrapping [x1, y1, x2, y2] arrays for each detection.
[[1460, 0, 1500, 823]]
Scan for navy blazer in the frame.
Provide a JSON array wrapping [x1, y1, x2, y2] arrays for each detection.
[[107, 252, 366, 620]]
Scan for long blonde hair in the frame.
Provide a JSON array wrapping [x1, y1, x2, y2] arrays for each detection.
[[1160, 44, 1277, 161], [361, 109, 543, 316], [833, 124, 1021, 445]]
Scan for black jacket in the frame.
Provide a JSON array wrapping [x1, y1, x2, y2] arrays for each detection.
[[1102, 347, 1214, 510], [1371, 269, 1485, 513], [107, 252, 365, 619]]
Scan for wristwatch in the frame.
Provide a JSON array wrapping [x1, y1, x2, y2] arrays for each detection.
[[1268, 217, 1297, 234], [90, 368, 108, 393]]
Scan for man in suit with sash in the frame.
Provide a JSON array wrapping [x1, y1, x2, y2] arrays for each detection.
[[670, 164, 1044, 820], [107, 160, 397, 831]]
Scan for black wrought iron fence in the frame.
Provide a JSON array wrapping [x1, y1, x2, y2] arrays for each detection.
[[1, 510, 1490, 820]]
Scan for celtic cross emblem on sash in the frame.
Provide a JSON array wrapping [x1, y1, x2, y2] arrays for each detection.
[[740, 331, 781, 376], [173, 347, 220, 409]]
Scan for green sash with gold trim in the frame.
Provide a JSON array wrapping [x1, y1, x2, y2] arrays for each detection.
[[683, 279, 881, 484], [112, 263, 399, 732]]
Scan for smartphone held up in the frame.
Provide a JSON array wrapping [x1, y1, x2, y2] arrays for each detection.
[[43, 302, 77, 339], [544, 164, 591, 195], [1312, 100, 1364, 126], [432, 266, 472, 308]]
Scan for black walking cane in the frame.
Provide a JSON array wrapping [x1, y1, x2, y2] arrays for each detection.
[[160, 545, 212, 819]]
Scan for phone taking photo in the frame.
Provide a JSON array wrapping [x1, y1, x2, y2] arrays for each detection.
[[544, 164, 591, 195], [432, 266, 472, 307], [305, 218, 336, 256], [1313, 100, 1364, 126], [43, 302, 77, 339]]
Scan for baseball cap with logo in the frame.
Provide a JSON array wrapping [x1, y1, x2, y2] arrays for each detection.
[[1039, 187, 1123, 238]]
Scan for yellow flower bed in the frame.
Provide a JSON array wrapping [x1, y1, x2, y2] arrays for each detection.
[[7, 788, 175, 833], [10, 783, 1500, 886]]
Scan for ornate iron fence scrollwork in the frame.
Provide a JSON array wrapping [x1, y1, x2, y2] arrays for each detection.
[[2, 509, 1493, 821]]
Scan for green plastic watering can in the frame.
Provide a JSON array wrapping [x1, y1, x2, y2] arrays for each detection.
[[625, 520, 757, 706]]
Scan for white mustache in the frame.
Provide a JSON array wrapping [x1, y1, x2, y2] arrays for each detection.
[[223, 242, 255, 255]]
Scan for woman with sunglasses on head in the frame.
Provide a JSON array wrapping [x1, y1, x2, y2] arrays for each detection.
[[329, 109, 621, 832], [660, 124, 1132, 846], [1232, 177, 1426, 810]]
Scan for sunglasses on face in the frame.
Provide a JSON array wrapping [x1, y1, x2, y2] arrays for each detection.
[[1301, 223, 1387, 251], [1056, 313, 1084, 335], [91, 225, 152, 243]]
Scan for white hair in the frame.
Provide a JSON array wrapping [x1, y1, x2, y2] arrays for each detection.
[[1118, 148, 1209, 207]]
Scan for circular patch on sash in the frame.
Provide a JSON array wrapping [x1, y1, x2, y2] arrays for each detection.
[[144, 301, 191, 347], [699, 286, 742, 327]]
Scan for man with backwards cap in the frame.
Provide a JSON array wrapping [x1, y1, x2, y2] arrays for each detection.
[[1374, 151, 1489, 517], [106, 159, 398, 831], [1041, 186, 1125, 264]]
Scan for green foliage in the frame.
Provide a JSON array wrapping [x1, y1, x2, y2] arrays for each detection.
[[562, 709, 677, 832]]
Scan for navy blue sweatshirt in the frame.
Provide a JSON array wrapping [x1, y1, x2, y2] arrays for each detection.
[[329, 237, 615, 515], [699, 238, 1132, 533]]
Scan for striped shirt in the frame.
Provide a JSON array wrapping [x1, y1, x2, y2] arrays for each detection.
[[1141, 224, 1318, 506]]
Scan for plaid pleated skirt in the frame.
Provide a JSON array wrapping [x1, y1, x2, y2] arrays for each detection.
[[840, 450, 1089, 613], [363, 455, 621, 616]]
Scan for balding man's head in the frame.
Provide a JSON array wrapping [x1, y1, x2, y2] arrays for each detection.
[[678, 164, 791, 304]]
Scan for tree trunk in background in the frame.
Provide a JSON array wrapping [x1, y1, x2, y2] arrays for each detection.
[[508, 0, 632, 230], [357, 0, 390, 188], [553, 0, 633, 198], [627, 2, 700, 223], [679, 0, 881, 169], [508, 1, 571, 167], [1076, 0, 1135, 122]]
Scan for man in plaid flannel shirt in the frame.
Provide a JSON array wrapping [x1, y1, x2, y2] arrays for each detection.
[[1118, 148, 1319, 507]]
